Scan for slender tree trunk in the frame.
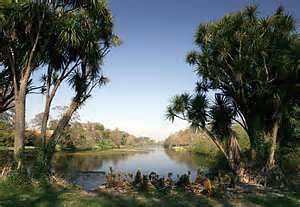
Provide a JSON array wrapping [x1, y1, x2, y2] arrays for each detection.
[[267, 118, 280, 169], [14, 94, 25, 155], [41, 63, 74, 149], [203, 128, 229, 160], [41, 65, 54, 148], [203, 127, 245, 177], [50, 99, 80, 141], [41, 96, 51, 148], [227, 135, 242, 174], [14, 85, 27, 168], [42, 99, 81, 171]]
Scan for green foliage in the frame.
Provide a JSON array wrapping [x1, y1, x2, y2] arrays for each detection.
[[167, 5, 300, 169], [95, 123, 104, 131], [95, 139, 115, 150], [0, 149, 14, 168], [232, 125, 250, 151], [6, 166, 31, 187], [210, 95, 236, 140], [278, 105, 300, 157], [0, 127, 40, 147], [190, 139, 218, 156], [0, 69, 14, 113], [0, 126, 14, 147], [164, 128, 218, 156], [206, 153, 231, 178]]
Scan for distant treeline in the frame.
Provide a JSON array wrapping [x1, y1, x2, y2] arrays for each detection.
[[0, 116, 155, 150], [57, 122, 156, 150], [164, 126, 250, 156]]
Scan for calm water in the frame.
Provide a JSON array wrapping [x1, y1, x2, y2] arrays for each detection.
[[53, 146, 211, 190], [52, 147, 262, 207]]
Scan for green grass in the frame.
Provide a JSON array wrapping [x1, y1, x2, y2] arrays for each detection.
[[0, 181, 299, 207], [189, 137, 219, 156], [246, 193, 300, 207]]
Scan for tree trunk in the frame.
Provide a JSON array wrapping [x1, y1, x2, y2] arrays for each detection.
[[203, 128, 229, 160], [50, 99, 80, 141], [41, 99, 81, 171], [14, 95, 25, 154], [204, 128, 244, 177], [227, 135, 243, 174], [41, 65, 53, 148], [14, 88, 26, 168], [267, 119, 280, 169], [41, 96, 51, 148]]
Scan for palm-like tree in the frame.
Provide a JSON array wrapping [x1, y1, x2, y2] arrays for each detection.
[[166, 88, 242, 174], [180, 5, 299, 170], [39, 0, 120, 150], [0, 0, 119, 168], [37, 1, 120, 167], [0, 68, 14, 113], [0, 0, 54, 161]]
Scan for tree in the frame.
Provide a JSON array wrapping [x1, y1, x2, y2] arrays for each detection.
[[178, 5, 299, 170], [95, 123, 105, 131], [51, 105, 81, 124], [166, 92, 243, 175], [0, 108, 15, 128], [0, 68, 14, 113], [31, 112, 46, 129], [39, 0, 120, 151], [0, 0, 55, 160], [0, 0, 119, 168], [0, 65, 43, 114], [34, 1, 120, 168]]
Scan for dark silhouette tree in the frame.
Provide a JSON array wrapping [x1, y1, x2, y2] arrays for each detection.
[[167, 5, 300, 173], [39, 0, 120, 150]]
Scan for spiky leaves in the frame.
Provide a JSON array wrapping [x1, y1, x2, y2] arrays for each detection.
[[47, 0, 117, 147], [210, 94, 236, 140], [174, 5, 300, 168], [166, 90, 237, 142]]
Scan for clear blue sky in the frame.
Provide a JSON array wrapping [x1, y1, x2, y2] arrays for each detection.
[[27, 0, 300, 140]]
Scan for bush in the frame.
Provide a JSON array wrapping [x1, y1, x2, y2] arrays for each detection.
[[95, 139, 116, 150], [206, 152, 231, 179], [6, 166, 31, 186], [0, 128, 14, 147], [189, 138, 218, 156], [233, 125, 250, 151]]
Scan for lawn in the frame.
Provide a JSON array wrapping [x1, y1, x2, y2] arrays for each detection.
[[0, 181, 299, 207]]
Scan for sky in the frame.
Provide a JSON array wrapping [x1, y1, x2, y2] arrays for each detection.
[[27, 0, 300, 141]]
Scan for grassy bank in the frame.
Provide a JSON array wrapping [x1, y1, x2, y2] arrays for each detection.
[[0, 180, 299, 207]]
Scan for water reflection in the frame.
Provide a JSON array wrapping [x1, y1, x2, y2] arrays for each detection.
[[0, 148, 265, 206], [53, 149, 151, 175], [164, 148, 213, 170], [53, 146, 210, 185]]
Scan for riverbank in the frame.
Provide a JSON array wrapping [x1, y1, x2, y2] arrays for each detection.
[[0, 178, 299, 207], [1, 146, 299, 207]]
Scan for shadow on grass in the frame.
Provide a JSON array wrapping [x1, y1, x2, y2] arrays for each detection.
[[245, 193, 300, 207], [0, 182, 66, 207], [0, 182, 234, 207], [0, 182, 299, 207]]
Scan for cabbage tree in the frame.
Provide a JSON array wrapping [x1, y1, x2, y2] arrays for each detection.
[[181, 5, 300, 169]]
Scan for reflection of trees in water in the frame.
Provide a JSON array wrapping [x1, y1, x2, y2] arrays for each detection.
[[164, 148, 214, 170], [53, 150, 150, 175]]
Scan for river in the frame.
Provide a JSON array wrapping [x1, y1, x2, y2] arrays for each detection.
[[52, 146, 265, 207], [53, 146, 212, 190]]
